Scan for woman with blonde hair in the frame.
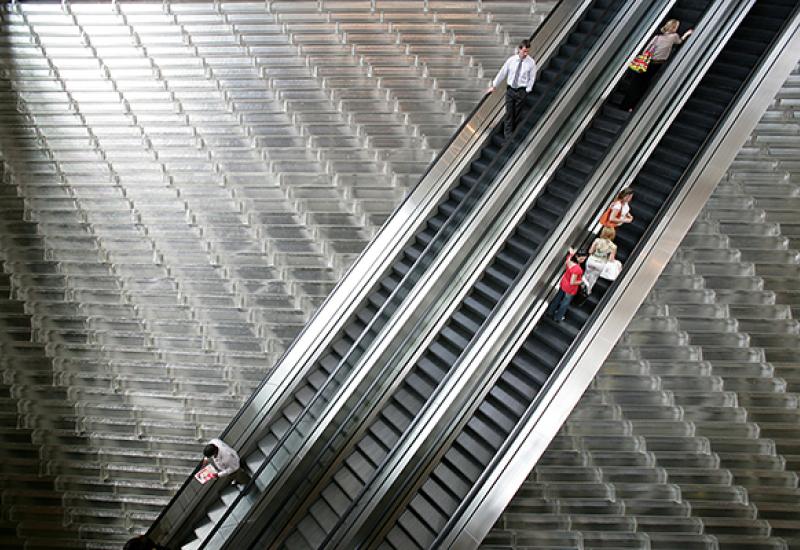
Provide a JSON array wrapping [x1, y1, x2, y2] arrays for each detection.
[[621, 19, 693, 111], [583, 226, 623, 293]]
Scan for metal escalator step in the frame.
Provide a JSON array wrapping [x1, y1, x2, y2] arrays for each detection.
[[355, 435, 386, 471], [510, 352, 551, 389], [442, 319, 473, 348], [490, 379, 530, 417], [465, 413, 506, 450], [405, 371, 437, 400], [473, 279, 503, 304], [296, 512, 327, 549], [396, 509, 436, 549], [431, 457, 473, 498], [426, 340, 460, 370], [419, 475, 460, 517], [303, 499, 339, 543], [368, 419, 400, 454], [381, 404, 413, 437], [500, 366, 541, 399], [416, 355, 447, 384], [483, 265, 515, 290], [463, 294, 493, 319], [331, 465, 362, 501], [477, 399, 516, 435], [385, 525, 417, 550]]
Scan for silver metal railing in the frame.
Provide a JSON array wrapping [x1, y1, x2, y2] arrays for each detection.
[[421, 4, 800, 549], [288, 0, 774, 546], [193, 2, 659, 547], [310, 0, 752, 546], [217, 0, 690, 547], [148, 1, 590, 546]]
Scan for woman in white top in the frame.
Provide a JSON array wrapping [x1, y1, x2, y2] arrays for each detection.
[[584, 226, 623, 293], [621, 19, 693, 111]]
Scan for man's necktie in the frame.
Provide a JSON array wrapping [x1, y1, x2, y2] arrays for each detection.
[[511, 58, 523, 88]]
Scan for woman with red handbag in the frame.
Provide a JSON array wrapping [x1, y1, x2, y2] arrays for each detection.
[[621, 19, 693, 111], [599, 188, 635, 230]]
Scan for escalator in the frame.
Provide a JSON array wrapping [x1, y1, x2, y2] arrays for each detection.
[[217, 1, 736, 548], [149, 0, 650, 547], [348, 1, 800, 548]]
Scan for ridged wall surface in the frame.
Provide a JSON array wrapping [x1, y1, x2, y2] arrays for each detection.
[[0, 1, 798, 549], [0, 1, 550, 547]]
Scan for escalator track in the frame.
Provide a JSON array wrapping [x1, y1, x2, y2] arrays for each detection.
[[261, 1, 723, 547], [373, 1, 800, 547], [176, 0, 634, 548]]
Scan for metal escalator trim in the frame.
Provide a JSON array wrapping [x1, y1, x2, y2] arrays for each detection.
[[211, 3, 663, 548], [326, 0, 758, 546], [260, 1, 707, 547], [149, 2, 594, 544], [439, 7, 800, 550]]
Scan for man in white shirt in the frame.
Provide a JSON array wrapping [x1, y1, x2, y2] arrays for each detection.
[[203, 438, 250, 485], [489, 39, 537, 141]]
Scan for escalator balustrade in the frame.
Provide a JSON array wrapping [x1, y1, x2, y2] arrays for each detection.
[[265, 1, 721, 548], [377, 1, 798, 548], [178, 1, 632, 548]]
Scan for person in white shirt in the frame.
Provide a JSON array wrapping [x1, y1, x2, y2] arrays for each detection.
[[489, 39, 537, 140], [203, 438, 250, 485]]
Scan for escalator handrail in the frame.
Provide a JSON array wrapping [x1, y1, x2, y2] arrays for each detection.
[[144, 10, 533, 546], [153, 1, 601, 545], [193, 3, 634, 548], [250, 1, 696, 546], [324, 0, 755, 545], [434, 3, 800, 548]]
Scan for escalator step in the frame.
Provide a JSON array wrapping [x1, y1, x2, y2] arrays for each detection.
[[489, 380, 527, 417], [295, 514, 326, 549], [479, 398, 517, 434], [428, 339, 462, 366], [521, 336, 562, 368], [512, 345, 544, 375], [356, 435, 387, 469], [417, 354, 448, 381], [421, 473, 461, 516], [396, 510, 436, 549], [441, 322, 472, 350], [484, 265, 515, 289], [406, 371, 436, 399], [445, 443, 484, 481], [451, 308, 482, 334], [463, 294, 493, 319], [333, 459, 365, 497], [466, 413, 506, 449], [320, 481, 350, 517], [457, 425, 496, 466], [473, 279, 504, 303], [412, 491, 449, 531], [386, 525, 417, 550], [501, 366, 541, 399]]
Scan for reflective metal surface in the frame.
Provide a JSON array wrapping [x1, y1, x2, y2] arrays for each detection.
[[152, 1, 591, 546], [441, 4, 800, 549], [271, 1, 689, 547]]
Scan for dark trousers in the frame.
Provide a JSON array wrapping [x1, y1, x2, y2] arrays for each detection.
[[504, 87, 527, 139], [546, 289, 574, 321], [229, 468, 251, 485], [620, 62, 664, 111]]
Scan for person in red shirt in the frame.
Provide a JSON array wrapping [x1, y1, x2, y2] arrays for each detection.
[[546, 248, 588, 322]]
